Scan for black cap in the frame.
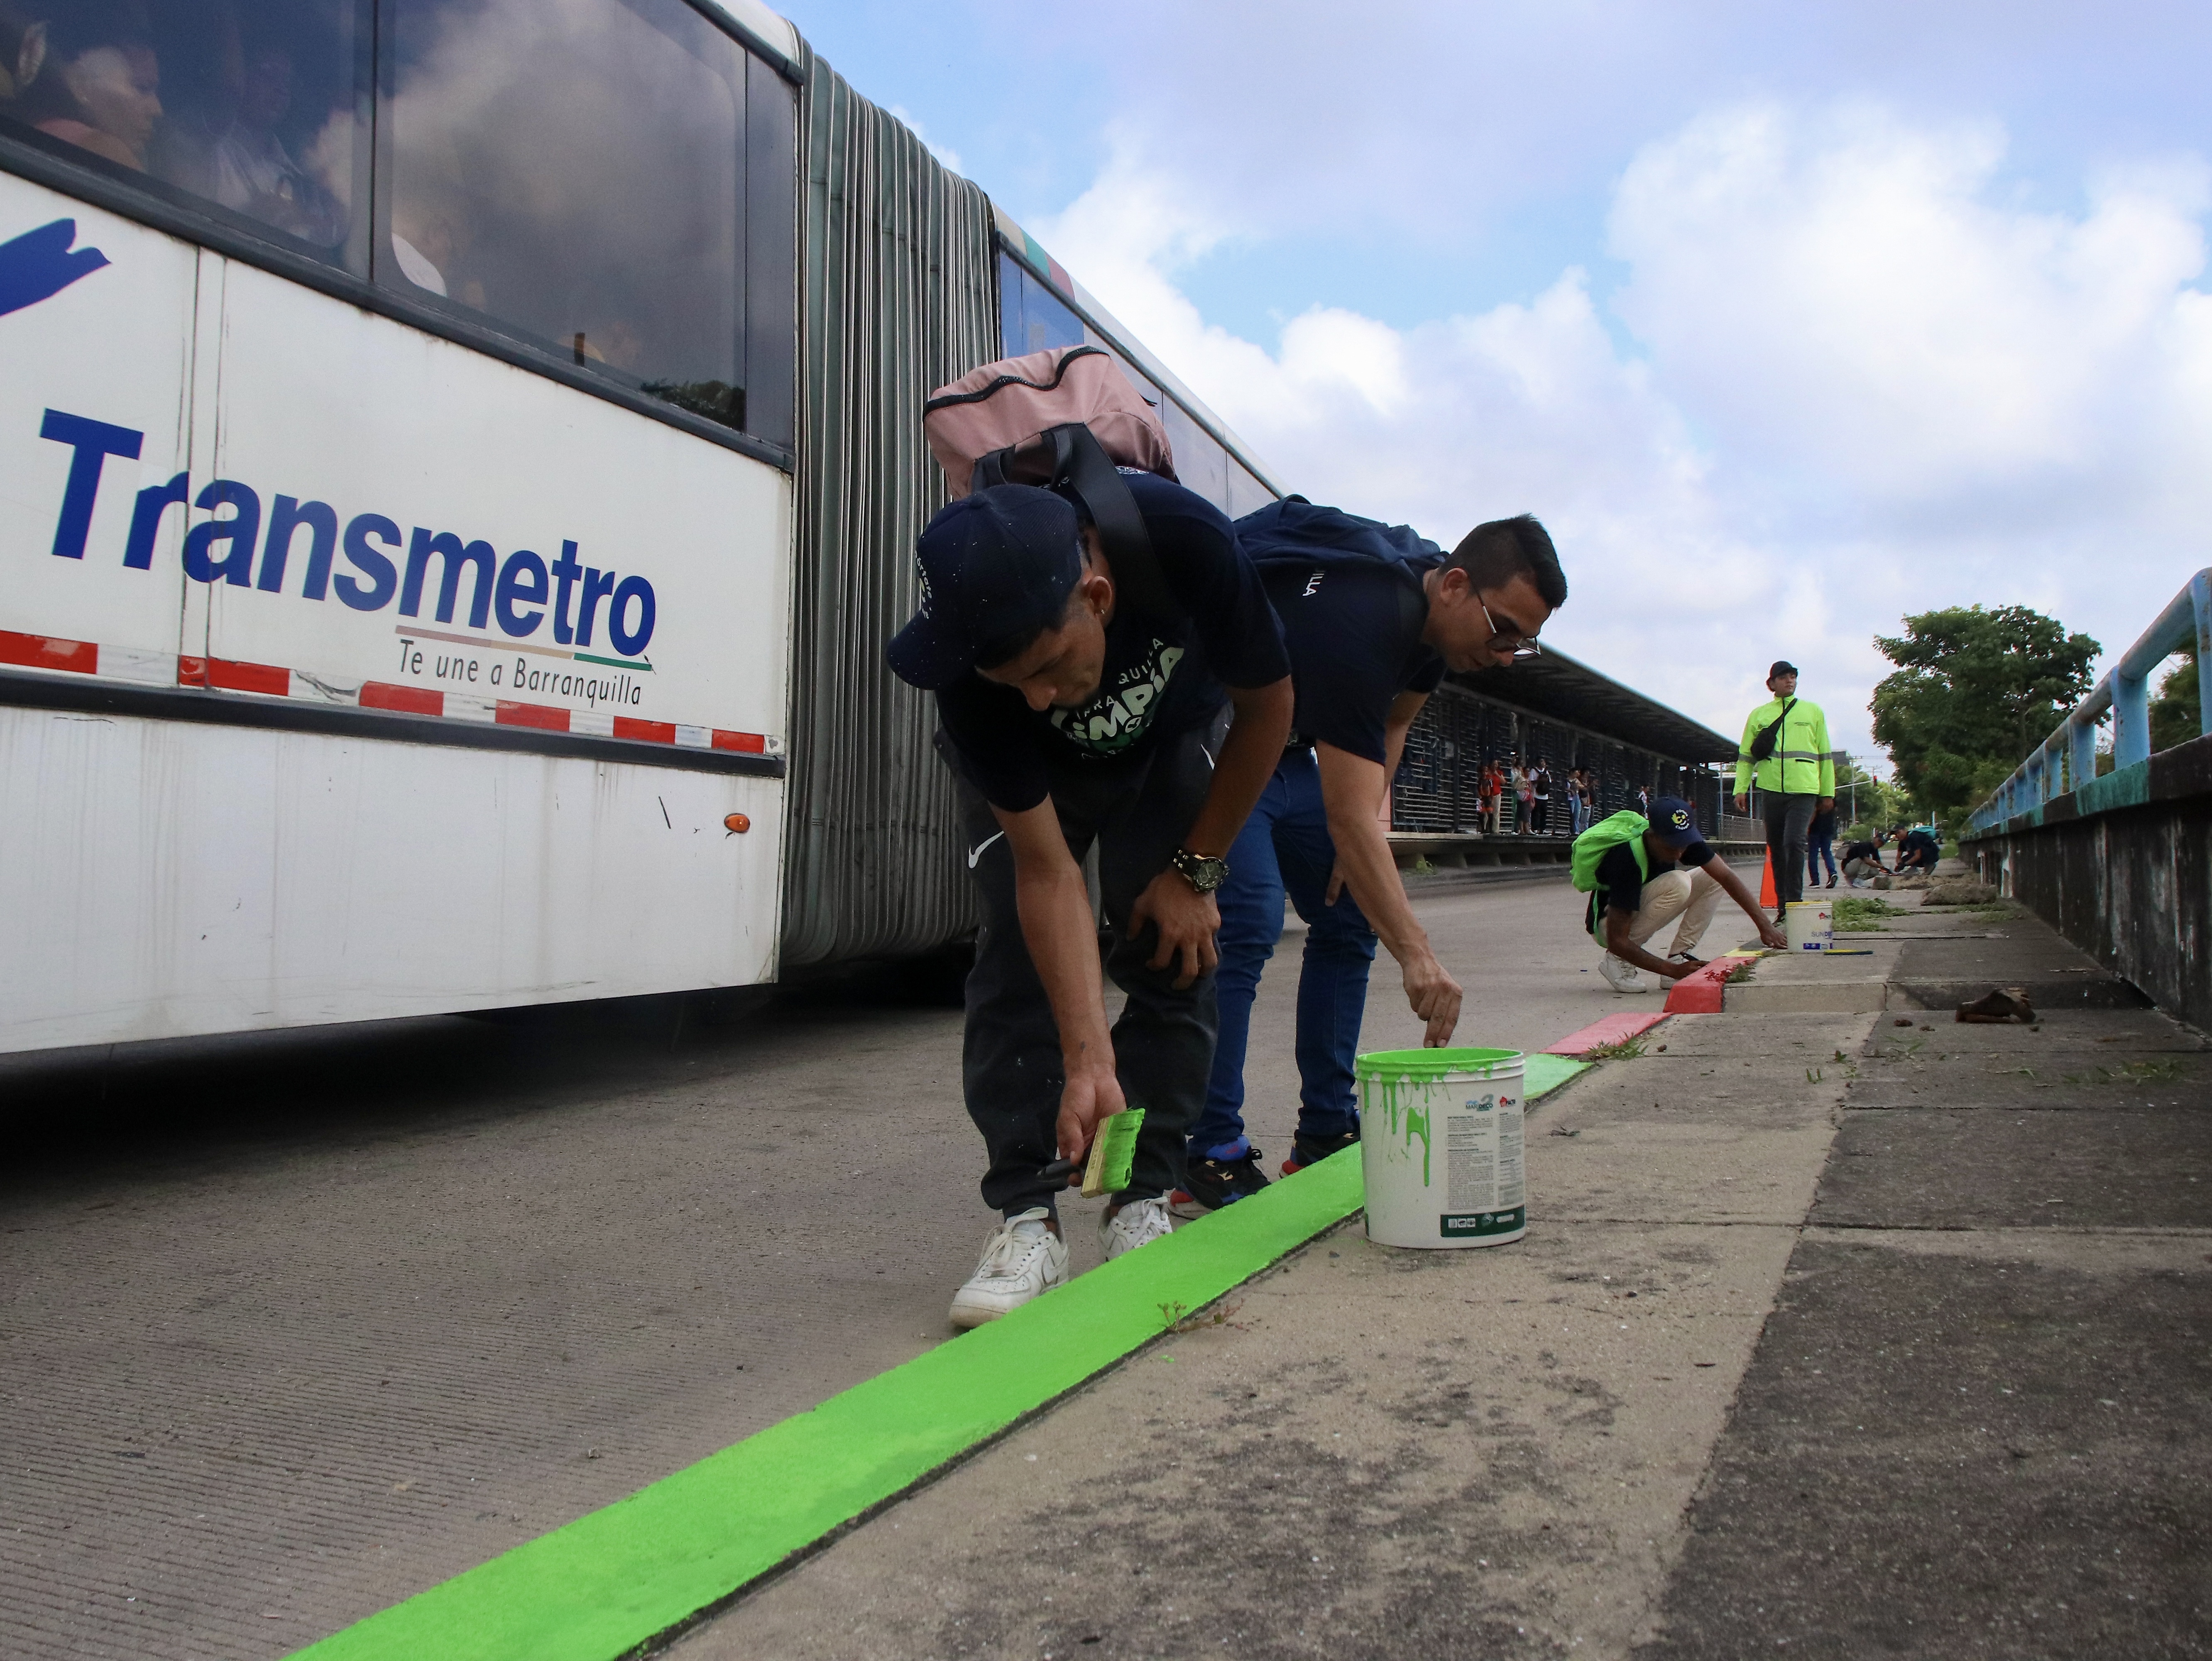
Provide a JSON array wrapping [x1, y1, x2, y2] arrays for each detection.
[[1769, 660, 1799, 679], [887, 486, 1084, 691], [1648, 796, 1705, 849]]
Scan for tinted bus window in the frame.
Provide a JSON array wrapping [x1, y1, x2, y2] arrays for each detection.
[[1, 0, 365, 261], [1157, 396, 1226, 511], [383, 0, 747, 429], [1226, 456, 1275, 517], [998, 252, 1082, 359]]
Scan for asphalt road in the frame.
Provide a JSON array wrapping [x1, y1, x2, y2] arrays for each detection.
[[0, 868, 1645, 1659]]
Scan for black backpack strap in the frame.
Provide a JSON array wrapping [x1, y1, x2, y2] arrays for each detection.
[[971, 422, 1174, 621]]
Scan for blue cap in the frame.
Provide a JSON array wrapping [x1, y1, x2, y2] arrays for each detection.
[[887, 486, 1084, 691], [1648, 796, 1704, 848]]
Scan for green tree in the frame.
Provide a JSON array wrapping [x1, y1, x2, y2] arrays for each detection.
[[1833, 755, 1911, 835], [2149, 646, 2200, 754], [1870, 605, 2099, 825]]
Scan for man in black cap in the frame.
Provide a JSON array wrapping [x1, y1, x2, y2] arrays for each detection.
[[1582, 796, 1786, 992], [1732, 661, 1835, 923], [888, 480, 1292, 1328]]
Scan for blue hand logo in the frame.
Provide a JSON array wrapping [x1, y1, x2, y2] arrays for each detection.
[[0, 218, 109, 318]]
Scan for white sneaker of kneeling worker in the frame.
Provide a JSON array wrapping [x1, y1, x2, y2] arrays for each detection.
[[1100, 1194, 1175, 1260], [949, 1207, 1069, 1329], [1592, 865, 1726, 992]]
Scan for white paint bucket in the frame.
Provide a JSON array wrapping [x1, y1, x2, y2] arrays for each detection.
[[1785, 899, 1834, 951], [1355, 1047, 1525, 1249]]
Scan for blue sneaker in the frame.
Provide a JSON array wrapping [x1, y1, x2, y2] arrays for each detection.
[[1172, 1143, 1270, 1213]]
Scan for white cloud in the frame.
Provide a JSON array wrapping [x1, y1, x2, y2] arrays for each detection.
[[887, 105, 964, 177], [1037, 107, 2212, 768]]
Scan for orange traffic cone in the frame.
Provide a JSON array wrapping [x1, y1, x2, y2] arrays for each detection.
[[1759, 851, 1777, 909]]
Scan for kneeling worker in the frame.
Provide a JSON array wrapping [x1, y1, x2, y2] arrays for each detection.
[[1183, 510, 1567, 1208], [888, 481, 1293, 1326], [1578, 797, 1786, 992]]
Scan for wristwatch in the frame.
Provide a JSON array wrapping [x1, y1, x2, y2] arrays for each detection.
[[1170, 848, 1229, 894]]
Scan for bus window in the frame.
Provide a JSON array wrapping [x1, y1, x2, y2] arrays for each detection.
[[1226, 456, 1275, 517], [997, 252, 1082, 360], [1157, 396, 1227, 511], [384, 0, 747, 431], [1, 0, 362, 258]]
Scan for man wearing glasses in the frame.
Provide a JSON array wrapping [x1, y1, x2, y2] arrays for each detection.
[[1177, 511, 1568, 1210]]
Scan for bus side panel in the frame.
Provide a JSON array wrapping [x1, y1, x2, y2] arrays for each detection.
[[0, 176, 197, 664], [198, 258, 792, 743], [0, 706, 783, 1053]]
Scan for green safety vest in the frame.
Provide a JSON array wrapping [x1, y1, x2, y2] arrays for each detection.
[[1734, 698, 1837, 797]]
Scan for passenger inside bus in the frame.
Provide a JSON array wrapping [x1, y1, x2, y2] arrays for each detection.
[[18, 16, 162, 171], [0, 8, 48, 107], [5, 0, 357, 248], [204, 42, 346, 247]]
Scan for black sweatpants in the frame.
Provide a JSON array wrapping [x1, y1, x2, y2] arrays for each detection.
[[947, 725, 1218, 1217], [1764, 792, 1817, 908]]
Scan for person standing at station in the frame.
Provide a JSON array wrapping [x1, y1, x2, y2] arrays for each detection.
[[1178, 510, 1567, 1209], [888, 481, 1294, 1326], [1732, 660, 1835, 921], [1530, 761, 1553, 834], [1579, 797, 1787, 992]]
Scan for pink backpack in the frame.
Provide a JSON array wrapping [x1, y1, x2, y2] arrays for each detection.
[[924, 345, 1175, 496]]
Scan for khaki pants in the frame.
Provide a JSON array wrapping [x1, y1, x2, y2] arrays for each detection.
[[1590, 867, 1725, 958]]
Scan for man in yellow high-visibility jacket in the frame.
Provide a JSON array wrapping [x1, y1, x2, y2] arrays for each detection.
[[1731, 661, 1835, 921]]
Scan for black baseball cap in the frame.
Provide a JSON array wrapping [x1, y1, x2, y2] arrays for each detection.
[[1769, 660, 1799, 679], [887, 486, 1084, 691], [1648, 796, 1705, 849]]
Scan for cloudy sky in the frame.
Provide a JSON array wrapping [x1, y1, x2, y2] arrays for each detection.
[[779, 1, 2212, 769]]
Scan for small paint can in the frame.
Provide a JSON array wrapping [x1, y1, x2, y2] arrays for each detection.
[[1785, 899, 1834, 952], [1355, 1047, 1525, 1249]]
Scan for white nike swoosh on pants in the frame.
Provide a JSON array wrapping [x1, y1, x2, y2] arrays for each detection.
[[967, 831, 1006, 868]]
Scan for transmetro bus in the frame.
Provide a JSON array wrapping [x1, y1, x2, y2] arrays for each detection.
[[0, 0, 1285, 1054]]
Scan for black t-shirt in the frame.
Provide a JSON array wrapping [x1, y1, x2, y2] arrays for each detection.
[[1810, 807, 1837, 839], [1590, 838, 1716, 930], [1841, 839, 1882, 865], [1260, 553, 1445, 765], [937, 471, 1290, 812]]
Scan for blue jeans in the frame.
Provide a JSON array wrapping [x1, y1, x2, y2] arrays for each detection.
[[1192, 748, 1379, 1154]]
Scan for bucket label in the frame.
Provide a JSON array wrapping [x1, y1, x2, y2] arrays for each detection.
[[1441, 1208, 1524, 1239], [1444, 1095, 1524, 1213]]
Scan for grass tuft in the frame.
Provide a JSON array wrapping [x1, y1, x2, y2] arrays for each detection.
[[1833, 897, 1904, 931]]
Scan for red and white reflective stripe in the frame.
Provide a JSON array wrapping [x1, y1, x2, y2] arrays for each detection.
[[0, 629, 778, 757]]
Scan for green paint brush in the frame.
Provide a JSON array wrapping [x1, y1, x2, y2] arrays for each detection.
[[1038, 1107, 1147, 1198]]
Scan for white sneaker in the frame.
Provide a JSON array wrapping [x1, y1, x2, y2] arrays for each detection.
[[948, 1208, 1069, 1330], [1597, 952, 1647, 994], [1100, 1195, 1176, 1260]]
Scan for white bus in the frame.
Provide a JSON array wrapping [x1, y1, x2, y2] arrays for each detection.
[[0, 0, 1283, 1053]]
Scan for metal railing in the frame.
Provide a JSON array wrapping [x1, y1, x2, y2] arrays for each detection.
[[1968, 568, 2212, 832]]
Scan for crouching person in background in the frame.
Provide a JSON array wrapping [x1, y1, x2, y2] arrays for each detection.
[[1575, 797, 1785, 995]]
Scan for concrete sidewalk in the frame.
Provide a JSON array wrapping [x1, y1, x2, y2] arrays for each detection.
[[676, 905, 2211, 1660]]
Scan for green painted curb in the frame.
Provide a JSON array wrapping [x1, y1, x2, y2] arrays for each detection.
[[292, 1052, 1589, 1661]]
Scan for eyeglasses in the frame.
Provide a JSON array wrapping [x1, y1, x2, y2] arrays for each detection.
[[1478, 594, 1543, 659]]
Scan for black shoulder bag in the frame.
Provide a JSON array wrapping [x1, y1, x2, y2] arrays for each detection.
[[1747, 697, 1796, 763]]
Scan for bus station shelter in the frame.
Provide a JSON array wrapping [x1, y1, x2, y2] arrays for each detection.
[[1389, 648, 1754, 866]]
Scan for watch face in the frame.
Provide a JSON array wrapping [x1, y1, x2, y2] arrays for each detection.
[[1176, 851, 1226, 892]]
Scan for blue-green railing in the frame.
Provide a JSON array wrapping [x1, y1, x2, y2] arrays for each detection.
[[1967, 568, 2212, 831]]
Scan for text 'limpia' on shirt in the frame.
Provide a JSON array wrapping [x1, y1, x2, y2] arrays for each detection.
[[34, 407, 658, 658], [1050, 641, 1185, 754]]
